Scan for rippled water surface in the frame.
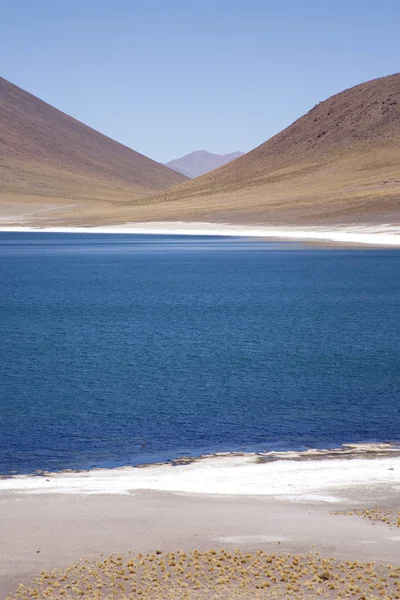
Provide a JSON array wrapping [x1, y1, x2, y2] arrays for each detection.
[[1, 233, 399, 474]]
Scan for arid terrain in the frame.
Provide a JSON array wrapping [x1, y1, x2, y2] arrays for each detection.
[[2, 487, 400, 599], [130, 73, 400, 227], [0, 77, 186, 225], [1, 74, 400, 228]]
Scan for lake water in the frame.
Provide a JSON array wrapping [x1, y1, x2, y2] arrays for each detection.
[[0, 233, 399, 475]]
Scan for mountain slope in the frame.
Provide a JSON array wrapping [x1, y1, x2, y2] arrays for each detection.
[[127, 74, 400, 225], [0, 77, 186, 223], [166, 150, 244, 178]]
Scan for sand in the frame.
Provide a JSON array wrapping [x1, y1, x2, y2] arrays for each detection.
[[1, 220, 400, 246], [1, 452, 399, 596], [1, 490, 400, 597]]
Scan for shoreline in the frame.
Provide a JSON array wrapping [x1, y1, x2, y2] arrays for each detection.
[[2, 452, 399, 596], [1, 443, 399, 502], [0, 220, 400, 246], [2, 441, 399, 478]]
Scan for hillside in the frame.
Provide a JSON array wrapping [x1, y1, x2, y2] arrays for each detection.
[[2, 74, 400, 227], [166, 150, 244, 178], [0, 77, 186, 224], [124, 73, 400, 225]]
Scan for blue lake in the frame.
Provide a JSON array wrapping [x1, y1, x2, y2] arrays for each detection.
[[0, 233, 399, 474]]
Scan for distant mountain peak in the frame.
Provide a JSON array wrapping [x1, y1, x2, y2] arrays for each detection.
[[166, 150, 244, 178], [153, 73, 400, 226]]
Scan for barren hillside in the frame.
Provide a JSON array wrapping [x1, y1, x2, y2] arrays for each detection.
[[0, 77, 186, 224], [2, 74, 400, 227], [124, 74, 400, 225]]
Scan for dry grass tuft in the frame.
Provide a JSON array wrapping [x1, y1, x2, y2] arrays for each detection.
[[7, 548, 400, 599], [332, 506, 400, 528]]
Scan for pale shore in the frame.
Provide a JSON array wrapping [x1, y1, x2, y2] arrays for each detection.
[[1, 485, 399, 595], [1, 220, 400, 246], [1, 452, 400, 503], [1, 451, 399, 595]]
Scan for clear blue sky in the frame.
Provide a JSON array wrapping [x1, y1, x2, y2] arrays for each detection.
[[1, 0, 400, 162]]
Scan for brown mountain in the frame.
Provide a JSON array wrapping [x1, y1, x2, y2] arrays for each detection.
[[166, 150, 244, 178], [0, 77, 186, 225], [126, 73, 400, 225]]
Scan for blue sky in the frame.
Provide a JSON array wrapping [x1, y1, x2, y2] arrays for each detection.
[[1, 0, 400, 162]]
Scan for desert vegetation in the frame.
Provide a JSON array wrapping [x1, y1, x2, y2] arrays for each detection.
[[8, 548, 400, 599], [332, 506, 400, 528]]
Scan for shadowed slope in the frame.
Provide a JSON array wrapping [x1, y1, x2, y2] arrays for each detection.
[[128, 74, 400, 225], [0, 77, 186, 216]]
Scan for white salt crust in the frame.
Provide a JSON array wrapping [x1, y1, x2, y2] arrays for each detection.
[[1, 454, 399, 502], [0, 221, 399, 246]]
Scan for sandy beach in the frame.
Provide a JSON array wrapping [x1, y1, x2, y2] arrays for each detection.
[[1, 220, 400, 246], [1, 451, 399, 596]]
